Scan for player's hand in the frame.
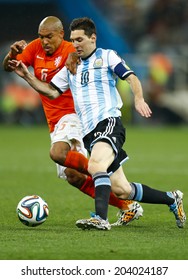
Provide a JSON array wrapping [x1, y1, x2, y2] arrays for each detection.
[[10, 60, 29, 78], [65, 52, 81, 75], [134, 98, 152, 118], [9, 40, 27, 58]]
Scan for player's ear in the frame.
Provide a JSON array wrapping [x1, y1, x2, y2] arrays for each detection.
[[60, 29, 64, 38], [91, 33, 96, 42]]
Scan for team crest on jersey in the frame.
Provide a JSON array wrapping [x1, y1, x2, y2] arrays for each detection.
[[93, 57, 103, 68], [54, 56, 62, 67]]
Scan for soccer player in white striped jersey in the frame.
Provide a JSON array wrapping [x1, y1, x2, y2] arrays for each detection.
[[12, 17, 186, 230]]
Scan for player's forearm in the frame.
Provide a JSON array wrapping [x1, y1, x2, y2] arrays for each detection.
[[126, 74, 152, 118], [23, 72, 60, 99], [127, 74, 144, 101]]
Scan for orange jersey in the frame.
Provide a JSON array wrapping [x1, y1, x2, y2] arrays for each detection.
[[16, 38, 76, 132]]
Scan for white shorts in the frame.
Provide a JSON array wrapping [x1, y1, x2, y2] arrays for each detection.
[[50, 113, 87, 180]]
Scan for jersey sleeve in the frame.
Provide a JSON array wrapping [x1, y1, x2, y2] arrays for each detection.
[[50, 66, 70, 94], [108, 50, 135, 80]]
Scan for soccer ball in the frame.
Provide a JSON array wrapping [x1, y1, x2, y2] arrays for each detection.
[[16, 195, 49, 227]]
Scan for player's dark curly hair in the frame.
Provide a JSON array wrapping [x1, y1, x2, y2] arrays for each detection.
[[69, 17, 96, 37]]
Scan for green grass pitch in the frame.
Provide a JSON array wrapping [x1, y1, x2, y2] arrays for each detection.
[[0, 124, 188, 260]]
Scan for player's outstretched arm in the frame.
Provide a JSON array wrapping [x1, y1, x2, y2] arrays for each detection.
[[11, 60, 60, 100], [126, 74, 152, 118]]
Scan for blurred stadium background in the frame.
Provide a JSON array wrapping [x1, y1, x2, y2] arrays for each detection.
[[0, 0, 188, 126]]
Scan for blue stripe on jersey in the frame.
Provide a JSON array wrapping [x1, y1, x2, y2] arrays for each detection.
[[74, 59, 94, 134], [94, 49, 104, 126], [80, 60, 92, 132], [94, 49, 119, 126], [107, 50, 120, 114]]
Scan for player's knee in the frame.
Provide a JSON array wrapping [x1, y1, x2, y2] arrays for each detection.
[[88, 158, 107, 175], [50, 143, 69, 164], [50, 147, 66, 163]]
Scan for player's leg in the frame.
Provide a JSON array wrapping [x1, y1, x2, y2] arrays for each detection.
[[111, 168, 186, 228], [107, 164, 186, 228], [50, 115, 140, 224], [126, 182, 186, 228], [77, 141, 116, 230], [76, 118, 141, 230], [87, 141, 115, 221], [51, 142, 89, 175], [50, 113, 89, 175]]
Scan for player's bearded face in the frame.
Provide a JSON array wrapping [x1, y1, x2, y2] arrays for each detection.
[[70, 30, 96, 59]]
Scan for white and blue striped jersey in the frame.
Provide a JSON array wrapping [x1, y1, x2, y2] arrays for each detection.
[[51, 48, 134, 137]]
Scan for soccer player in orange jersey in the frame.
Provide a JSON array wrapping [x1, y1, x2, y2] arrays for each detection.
[[3, 16, 143, 225]]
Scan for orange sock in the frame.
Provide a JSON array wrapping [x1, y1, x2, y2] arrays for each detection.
[[79, 176, 95, 198], [64, 150, 89, 175], [80, 176, 131, 210]]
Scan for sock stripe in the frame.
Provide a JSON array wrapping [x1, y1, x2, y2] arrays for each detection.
[[133, 182, 143, 201], [94, 177, 111, 188], [92, 172, 111, 188], [92, 172, 108, 179]]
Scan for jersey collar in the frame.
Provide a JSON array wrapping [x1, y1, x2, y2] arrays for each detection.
[[82, 48, 97, 60]]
